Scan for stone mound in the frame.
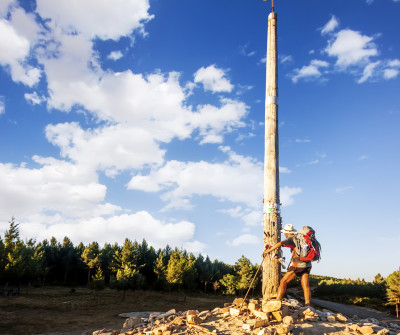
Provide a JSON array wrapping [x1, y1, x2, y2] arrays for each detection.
[[90, 297, 400, 335]]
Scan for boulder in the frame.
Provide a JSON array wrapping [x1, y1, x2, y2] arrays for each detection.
[[262, 300, 282, 313], [359, 325, 375, 335], [252, 309, 269, 320], [336, 313, 348, 322], [272, 311, 283, 321], [123, 317, 143, 329], [282, 316, 294, 325], [247, 318, 269, 328], [229, 308, 241, 317], [187, 314, 203, 325]]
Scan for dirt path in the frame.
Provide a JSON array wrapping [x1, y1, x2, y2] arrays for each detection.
[[311, 298, 400, 325]]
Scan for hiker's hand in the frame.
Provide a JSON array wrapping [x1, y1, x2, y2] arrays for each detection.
[[292, 256, 300, 262]]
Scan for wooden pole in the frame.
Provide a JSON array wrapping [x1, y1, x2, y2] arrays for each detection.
[[262, 10, 281, 300]]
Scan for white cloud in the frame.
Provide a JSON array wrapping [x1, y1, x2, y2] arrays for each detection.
[[14, 211, 204, 253], [45, 122, 166, 174], [383, 59, 400, 79], [291, 59, 329, 83], [325, 29, 378, 68], [295, 139, 311, 143], [227, 234, 259, 247], [0, 98, 4, 115], [0, 18, 41, 86], [128, 147, 301, 211], [0, 158, 116, 220], [279, 167, 292, 174], [194, 65, 234, 93], [280, 55, 293, 64], [107, 50, 123, 61], [128, 147, 263, 210], [24, 92, 46, 105], [0, 0, 16, 17], [321, 15, 339, 35], [387, 59, 400, 67], [191, 99, 248, 144], [383, 68, 399, 79], [358, 61, 380, 83], [335, 186, 354, 194], [280, 186, 302, 207], [36, 0, 153, 40]]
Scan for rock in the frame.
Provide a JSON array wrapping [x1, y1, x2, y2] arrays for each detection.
[[242, 323, 253, 331], [349, 324, 361, 332], [247, 318, 269, 328], [171, 316, 184, 326], [248, 301, 261, 312], [336, 313, 348, 322], [198, 310, 209, 318], [303, 316, 319, 322], [92, 329, 114, 335], [262, 300, 282, 313], [360, 325, 375, 335], [252, 309, 269, 320], [229, 308, 241, 317], [233, 298, 245, 307], [326, 315, 336, 322], [123, 317, 143, 329], [282, 316, 294, 325], [302, 308, 318, 317], [272, 311, 283, 321], [187, 314, 203, 325], [275, 324, 294, 334], [258, 328, 273, 335]]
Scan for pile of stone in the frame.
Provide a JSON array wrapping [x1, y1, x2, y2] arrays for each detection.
[[91, 297, 400, 335]]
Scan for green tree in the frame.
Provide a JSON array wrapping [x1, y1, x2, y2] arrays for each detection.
[[112, 239, 144, 299], [196, 254, 212, 293], [183, 252, 197, 290], [235, 256, 257, 295], [90, 266, 106, 291], [166, 249, 185, 292], [386, 267, 400, 305], [81, 242, 100, 285], [153, 250, 166, 289], [100, 243, 119, 284], [60, 237, 77, 284], [220, 273, 238, 295]]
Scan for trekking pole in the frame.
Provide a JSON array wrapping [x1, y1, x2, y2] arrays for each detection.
[[239, 248, 270, 312]]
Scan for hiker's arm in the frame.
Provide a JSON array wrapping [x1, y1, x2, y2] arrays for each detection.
[[264, 241, 284, 254]]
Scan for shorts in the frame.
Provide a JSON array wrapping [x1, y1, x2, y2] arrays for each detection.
[[287, 266, 311, 277]]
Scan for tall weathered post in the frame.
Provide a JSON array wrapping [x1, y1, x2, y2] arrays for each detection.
[[262, 4, 281, 299]]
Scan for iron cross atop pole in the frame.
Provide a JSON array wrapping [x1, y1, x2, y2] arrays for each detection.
[[264, 0, 275, 12]]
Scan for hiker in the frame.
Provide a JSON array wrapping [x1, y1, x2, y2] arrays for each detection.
[[263, 224, 313, 306]]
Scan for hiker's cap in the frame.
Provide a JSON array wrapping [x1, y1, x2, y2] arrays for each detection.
[[280, 224, 297, 234]]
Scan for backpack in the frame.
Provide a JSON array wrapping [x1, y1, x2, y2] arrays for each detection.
[[293, 226, 321, 262]]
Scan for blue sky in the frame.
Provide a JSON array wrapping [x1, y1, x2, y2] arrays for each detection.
[[0, 0, 399, 282]]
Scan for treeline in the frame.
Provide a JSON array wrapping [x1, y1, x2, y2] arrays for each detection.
[[312, 272, 400, 311], [0, 218, 261, 295]]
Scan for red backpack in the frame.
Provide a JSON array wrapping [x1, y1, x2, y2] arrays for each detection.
[[294, 226, 321, 262]]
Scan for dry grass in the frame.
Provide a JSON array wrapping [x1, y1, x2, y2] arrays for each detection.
[[0, 287, 229, 335]]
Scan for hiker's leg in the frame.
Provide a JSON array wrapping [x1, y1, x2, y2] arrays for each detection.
[[301, 272, 311, 305], [276, 271, 296, 300]]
